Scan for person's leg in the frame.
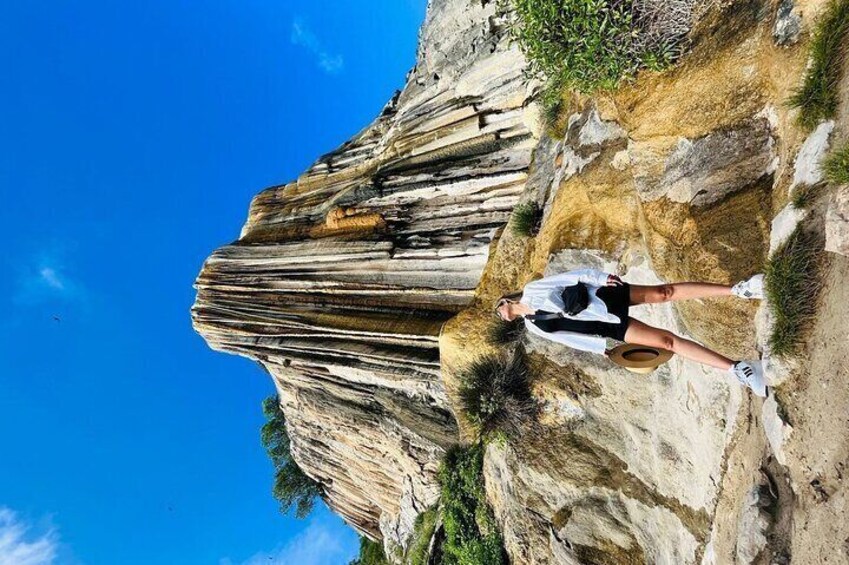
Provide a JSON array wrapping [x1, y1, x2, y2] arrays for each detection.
[[623, 318, 735, 370], [629, 282, 731, 306]]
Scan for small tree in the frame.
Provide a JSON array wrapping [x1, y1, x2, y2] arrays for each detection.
[[261, 396, 322, 518]]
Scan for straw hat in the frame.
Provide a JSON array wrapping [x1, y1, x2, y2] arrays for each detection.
[[608, 343, 673, 374]]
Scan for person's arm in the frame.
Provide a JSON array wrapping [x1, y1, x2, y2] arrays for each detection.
[[524, 319, 607, 354], [528, 268, 611, 288]]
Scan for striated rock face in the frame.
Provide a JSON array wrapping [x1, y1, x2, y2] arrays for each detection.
[[192, 0, 536, 549], [195, 0, 849, 562]]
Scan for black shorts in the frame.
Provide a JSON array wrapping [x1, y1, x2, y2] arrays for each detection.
[[530, 283, 631, 341], [596, 283, 631, 340]]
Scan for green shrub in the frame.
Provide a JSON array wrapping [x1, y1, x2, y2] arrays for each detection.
[[439, 445, 506, 565], [510, 201, 543, 237], [261, 396, 322, 518], [507, 0, 694, 93], [458, 351, 536, 441], [489, 318, 525, 345], [765, 227, 825, 356], [788, 0, 849, 129], [406, 507, 440, 565], [824, 141, 849, 185], [349, 537, 390, 565]]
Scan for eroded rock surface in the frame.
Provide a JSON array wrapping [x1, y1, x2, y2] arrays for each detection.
[[195, 0, 849, 562]]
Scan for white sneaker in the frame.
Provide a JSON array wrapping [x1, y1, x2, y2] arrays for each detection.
[[731, 274, 765, 300], [731, 361, 768, 397]]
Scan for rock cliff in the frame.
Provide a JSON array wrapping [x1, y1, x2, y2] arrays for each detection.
[[192, 0, 535, 549], [194, 0, 849, 562]]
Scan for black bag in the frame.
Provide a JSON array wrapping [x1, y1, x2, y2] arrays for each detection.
[[560, 283, 590, 316]]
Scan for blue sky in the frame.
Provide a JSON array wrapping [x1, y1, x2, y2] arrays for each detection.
[[0, 1, 426, 563]]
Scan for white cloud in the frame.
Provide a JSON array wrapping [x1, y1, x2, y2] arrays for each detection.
[[12, 246, 83, 306], [39, 267, 66, 291], [221, 513, 358, 565], [290, 18, 344, 74], [0, 507, 58, 565]]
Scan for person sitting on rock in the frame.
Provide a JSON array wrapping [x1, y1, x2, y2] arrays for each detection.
[[494, 268, 768, 396]]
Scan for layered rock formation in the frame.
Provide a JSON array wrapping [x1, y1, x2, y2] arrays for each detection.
[[192, 0, 536, 549], [194, 0, 849, 562]]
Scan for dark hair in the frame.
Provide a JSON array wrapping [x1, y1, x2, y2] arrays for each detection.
[[493, 291, 523, 318]]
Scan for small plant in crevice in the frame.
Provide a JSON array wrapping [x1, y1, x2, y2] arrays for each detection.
[[788, 0, 849, 128], [791, 182, 825, 209], [438, 444, 507, 565], [765, 227, 825, 356], [489, 318, 526, 345], [458, 350, 537, 441], [261, 396, 323, 519], [824, 141, 849, 185], [510, 201, 543, 237]]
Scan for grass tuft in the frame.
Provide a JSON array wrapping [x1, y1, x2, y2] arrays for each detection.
[[510, 201, 543, 237], [765, 227, 825, 356], [788, 0, 849, 129], [489, 318, 525, 345], [458, 351, 537, 441], [439, 444, 506, 565], [824, 141, 849, 185], [791, 182, 825, 208]]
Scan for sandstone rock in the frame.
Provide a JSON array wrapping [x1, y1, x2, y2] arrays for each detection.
[[769, 203, 808, 256], [611, 149, 631, 171], [762, 395, 793, 466], [542, 105, 628, 218], [630, 118, 775, 206], [825, 185, 849, 257], [789, 120, 834, 194], [734, 486, 770, 564], [773, 0, 802, 46]]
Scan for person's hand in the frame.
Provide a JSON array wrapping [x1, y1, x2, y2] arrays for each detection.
[[606, 274, 623, 286]]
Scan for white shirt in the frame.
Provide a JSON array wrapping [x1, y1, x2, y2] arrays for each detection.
[[520, 268, 618, 355]]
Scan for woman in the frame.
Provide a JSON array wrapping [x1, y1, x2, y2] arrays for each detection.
[[494, 268, 767, 396]]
